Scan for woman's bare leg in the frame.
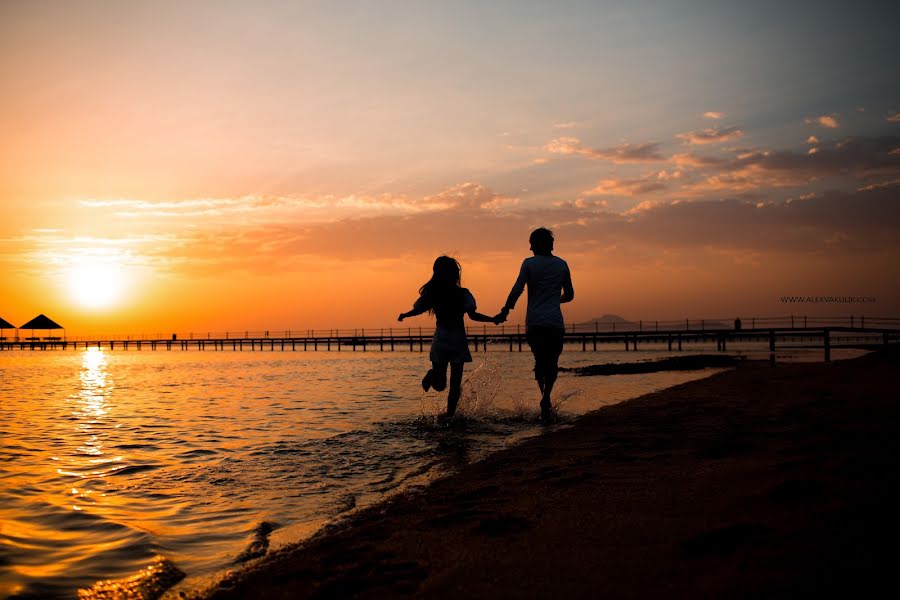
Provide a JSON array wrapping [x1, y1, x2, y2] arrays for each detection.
[[429, 361, 449, 391], [446, 362, 464, 417]]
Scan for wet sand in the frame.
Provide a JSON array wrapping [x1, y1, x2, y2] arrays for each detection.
[[195, 347, 900, 599]]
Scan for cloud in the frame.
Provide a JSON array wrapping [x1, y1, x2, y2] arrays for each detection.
[[703, 111, 725, 119], [77, 188, 514, 223], [585, 171, 673, 197], [619, 181, 900, 253], [553, 121, 577, 129], [807, 135, 819, 144], [671, 136, 900, 194], [422, 183, 519, 211], [155, 177, 900, 272], [806, 115, 839, 128], [887, 112, 900, 123], [676, 126, 744, 145], [545, 137, 665, 162]]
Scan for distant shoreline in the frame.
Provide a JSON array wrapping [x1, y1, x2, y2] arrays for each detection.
[[559, 353, 741, 375], [182, 345, 900, 599]]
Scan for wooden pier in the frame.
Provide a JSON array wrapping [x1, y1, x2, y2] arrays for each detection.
[[2, 322, 898, 363]]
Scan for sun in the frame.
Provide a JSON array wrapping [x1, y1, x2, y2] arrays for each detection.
[[67, 259, 125, 309]]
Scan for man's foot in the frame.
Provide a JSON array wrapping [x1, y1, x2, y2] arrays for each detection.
[[540, 398, 553, 423], [437, 411, 455, 424], [422, 369, 434, 392]]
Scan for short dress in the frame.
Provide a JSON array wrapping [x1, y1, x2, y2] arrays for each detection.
[[414, 288, 476, 364]]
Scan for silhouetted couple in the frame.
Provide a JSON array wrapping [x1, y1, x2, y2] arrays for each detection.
[[398, 228, 574, 422]]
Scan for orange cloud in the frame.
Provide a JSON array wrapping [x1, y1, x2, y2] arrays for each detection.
[[887, 112, 900, 123], [585, 172, 671, 197], [806, 115, 839, 128], [676, 126, 744, 145], [703, 111, 725, 119], [545, 137, 664, 162]]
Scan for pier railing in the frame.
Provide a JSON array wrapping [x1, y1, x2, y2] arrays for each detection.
[[2, 315, 899, 362], [9, 314, 899, 344]]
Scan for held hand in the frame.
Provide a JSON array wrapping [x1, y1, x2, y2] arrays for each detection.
[[397, 313, 405, 322]]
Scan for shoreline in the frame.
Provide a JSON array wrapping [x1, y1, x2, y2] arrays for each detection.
[[186, 348, 900, 598]]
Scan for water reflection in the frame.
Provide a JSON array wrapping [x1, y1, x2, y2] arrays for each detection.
[[67, 348, 113, 505]]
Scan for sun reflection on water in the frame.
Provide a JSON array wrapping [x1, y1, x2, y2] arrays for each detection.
[[66, 347, 113, 496]]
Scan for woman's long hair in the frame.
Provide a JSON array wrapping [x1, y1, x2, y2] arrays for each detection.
[[418, 256, 464, 314]]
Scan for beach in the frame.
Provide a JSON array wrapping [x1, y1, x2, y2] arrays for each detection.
[[193, 346, 900, 599]]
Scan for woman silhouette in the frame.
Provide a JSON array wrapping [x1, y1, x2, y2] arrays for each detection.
[[398, 256, 503, 419]]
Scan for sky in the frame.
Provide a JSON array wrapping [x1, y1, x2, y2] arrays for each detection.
[[1, 0, 899, 335]]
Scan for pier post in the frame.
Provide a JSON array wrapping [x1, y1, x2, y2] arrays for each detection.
[[419, 327, 423, 352], [668, 334, 672, 351], [582, 335, 586, 352], [624, 336, 629, 351], [380, 329, 384, 351], [678, 334, 682, 351], [633, 335, 638, 351], [769, 330, 776, 352], [824, 328, 831, 362], [885, 331, 890, 347]]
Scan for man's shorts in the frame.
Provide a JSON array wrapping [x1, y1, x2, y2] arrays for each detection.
[[526, 325, 565, 376]]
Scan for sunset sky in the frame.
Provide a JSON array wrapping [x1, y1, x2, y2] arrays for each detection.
[[2, 0, 899, 335]]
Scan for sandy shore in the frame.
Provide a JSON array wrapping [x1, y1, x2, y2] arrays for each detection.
[[195, 347, 900, 599]]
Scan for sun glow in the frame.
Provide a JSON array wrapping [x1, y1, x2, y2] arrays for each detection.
[[67, 259, 125, 309]]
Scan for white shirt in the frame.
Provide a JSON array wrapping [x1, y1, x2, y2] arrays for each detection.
[[505, 255, 573, 329]]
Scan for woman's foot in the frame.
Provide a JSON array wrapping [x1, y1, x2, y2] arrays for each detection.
[[422, 369, 434, 392]]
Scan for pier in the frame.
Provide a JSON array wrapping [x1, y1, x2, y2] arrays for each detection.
[[2, 316, 899, 362]]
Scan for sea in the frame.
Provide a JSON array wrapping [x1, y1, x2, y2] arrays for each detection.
[[0, 341, 866, 598]]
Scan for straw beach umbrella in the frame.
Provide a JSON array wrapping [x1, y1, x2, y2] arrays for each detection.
[[19, 314, 65, 341], [0, 316, 13, 340]]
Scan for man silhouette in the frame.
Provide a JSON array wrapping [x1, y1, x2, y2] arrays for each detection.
[[499, 228, 574, 422]]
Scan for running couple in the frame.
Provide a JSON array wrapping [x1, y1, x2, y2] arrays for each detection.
[[398, 227, 574, 422]]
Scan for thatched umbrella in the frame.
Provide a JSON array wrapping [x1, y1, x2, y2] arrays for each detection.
[[0, 316, 13, 340], [19, 314, 65, 341]]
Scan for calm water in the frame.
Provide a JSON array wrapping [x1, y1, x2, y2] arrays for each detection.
[[0, 342, 864, 598]]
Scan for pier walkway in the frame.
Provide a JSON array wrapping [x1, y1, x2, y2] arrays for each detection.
[[2, 316, 898, 362]]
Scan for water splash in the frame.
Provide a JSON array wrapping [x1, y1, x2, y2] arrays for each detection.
[[419, 358, 502, 421], [507, 382, 582, 423]]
